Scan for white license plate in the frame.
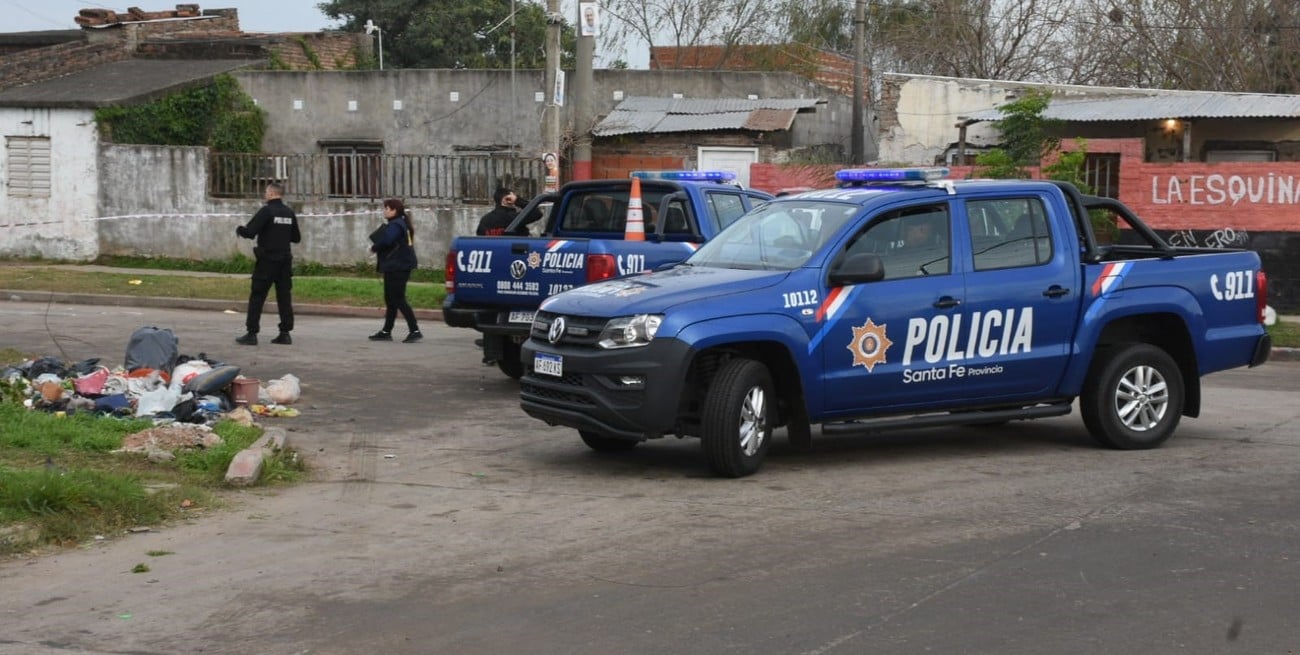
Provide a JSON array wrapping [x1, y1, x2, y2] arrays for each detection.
[[534, 353, 563, 377], [508, 310, 536, 324]]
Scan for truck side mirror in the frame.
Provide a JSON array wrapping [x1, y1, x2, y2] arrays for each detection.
[[829, 253, 886, 286]]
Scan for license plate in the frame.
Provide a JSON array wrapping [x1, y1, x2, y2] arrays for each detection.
[[534, 352, 563, 377], [508, 310, 536, 324]]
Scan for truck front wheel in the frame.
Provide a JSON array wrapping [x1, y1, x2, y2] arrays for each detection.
[[701, 358, 773, 477], [497, 338, 524, 379], [1080, 343, 1184, 450]]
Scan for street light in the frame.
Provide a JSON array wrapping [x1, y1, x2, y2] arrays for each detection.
[[364, 19, 383, 70]]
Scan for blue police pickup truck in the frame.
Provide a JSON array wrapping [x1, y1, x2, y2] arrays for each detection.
[[443, 171, 773, 378], [520, 168, 1272, 477]]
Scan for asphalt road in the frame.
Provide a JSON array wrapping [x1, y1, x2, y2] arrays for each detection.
[[1, 300, 1298, 654]]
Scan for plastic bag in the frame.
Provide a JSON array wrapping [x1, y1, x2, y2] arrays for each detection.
[[136, 387, 183, 417], [171, 360, 213, 391], [74, 367, 111, 396], [125, 326, 179, 373], [265, 374, 301, 405]]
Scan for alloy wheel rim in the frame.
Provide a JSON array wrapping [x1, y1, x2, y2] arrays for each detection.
[[1115, 364, 1168, 432], [739, 385, 768, 456]]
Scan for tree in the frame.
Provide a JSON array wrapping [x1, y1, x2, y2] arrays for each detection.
[[975, 89, 1060, 177], [1078, 0, 1300, 93], [318, 0, 575, 69], [600, 0, 781, 68]]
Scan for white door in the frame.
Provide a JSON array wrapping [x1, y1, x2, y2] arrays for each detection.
[[698, 147, 758, 187]]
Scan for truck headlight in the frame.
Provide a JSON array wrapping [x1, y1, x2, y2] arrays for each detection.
[[598, 314, 663, 349]]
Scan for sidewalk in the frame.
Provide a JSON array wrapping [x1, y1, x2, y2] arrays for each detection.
[[0, 265, 441, 321], [2, 265, 1293, 360]]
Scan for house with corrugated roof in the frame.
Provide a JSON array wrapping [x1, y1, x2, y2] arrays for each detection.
[[590, 96, 830, 186]]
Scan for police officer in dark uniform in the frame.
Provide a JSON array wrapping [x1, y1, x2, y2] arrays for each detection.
[[235, 182, 301, 345]]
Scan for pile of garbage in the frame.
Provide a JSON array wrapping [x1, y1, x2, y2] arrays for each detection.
[[0, 326, 301, 425]]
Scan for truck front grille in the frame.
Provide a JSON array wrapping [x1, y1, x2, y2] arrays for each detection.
[[531, 311, 607, 350]]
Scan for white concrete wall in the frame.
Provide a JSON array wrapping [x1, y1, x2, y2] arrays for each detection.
[[877, 73, 1112, 165], [0, 107, 99, 259], [95, 144, 485, 267]]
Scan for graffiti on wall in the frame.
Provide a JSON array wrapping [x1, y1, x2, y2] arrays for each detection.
[[1164, 227, 1251, 249], [1151, 174, 1300, 206]]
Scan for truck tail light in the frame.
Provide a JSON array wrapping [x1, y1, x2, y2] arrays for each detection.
[[587, 253, 617, 283], [445, 250, 457, 293], [1256, 269, 1268, 323]]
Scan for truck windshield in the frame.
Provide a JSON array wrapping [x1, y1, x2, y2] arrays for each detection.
[[687, 200, 859, 270]]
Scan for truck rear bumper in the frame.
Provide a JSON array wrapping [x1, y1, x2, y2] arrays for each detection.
[[519, 338, 692, 439], [441, 299, 533, 337], [1251, 332, 1272, 367]]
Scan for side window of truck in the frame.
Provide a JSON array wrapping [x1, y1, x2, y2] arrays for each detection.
[[844, 203, 951, 280], [966, 197, 1054, 270], [706, 192, 748, 231]]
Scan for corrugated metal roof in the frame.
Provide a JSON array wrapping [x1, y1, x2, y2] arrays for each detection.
[[960, 91, 1300, 123], [593, 96, 822, 136]]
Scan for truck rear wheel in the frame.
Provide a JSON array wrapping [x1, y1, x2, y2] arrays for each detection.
[[497, 339, 524, 379], [580, 431, 638, 452], [701, 358, 773, 477], [1080, 343, 1184, 450]]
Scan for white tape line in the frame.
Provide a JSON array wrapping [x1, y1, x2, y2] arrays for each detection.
[[87, 211, 382, 221]]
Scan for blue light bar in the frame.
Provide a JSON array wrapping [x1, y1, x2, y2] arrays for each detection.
[[631, 170, 737, 183], [836, 167, 950, 184]]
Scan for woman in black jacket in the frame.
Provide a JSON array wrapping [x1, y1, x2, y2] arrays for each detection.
[[368, 198, 422, 342]]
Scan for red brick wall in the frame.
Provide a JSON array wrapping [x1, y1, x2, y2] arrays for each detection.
[[267, 33, 366, 70], [0, 39, 132, 91], [753, 137, 1300, 232]]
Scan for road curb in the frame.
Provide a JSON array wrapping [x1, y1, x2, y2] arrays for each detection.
[[1, 289, 442, 322]]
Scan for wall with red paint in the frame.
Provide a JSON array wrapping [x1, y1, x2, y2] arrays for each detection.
[[751, 138, 1300, 233]]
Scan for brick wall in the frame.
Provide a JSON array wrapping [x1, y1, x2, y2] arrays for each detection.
[[0, 39, 132, 91], [650, 45, 866, 99], [266, 32, 366, 70], [594, 133, 782, 179]]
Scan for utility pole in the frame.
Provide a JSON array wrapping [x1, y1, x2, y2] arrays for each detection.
[[851, 0, 865, 165], [543, 0, 562, 173], [572, 2, 594, 181]]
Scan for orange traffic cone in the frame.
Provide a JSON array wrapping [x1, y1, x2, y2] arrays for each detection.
[[625, 176, 645, 241]]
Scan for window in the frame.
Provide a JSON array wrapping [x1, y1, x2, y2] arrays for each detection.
[[705, 192, 748, 231], [325, 145, 382, 198], [844, 204, 950, 279], [6, 136, 50, 198], [966, 198, 1053, 271]]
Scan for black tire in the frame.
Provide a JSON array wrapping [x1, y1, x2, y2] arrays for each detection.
[[701, 358, 774, 477], [580, 431, 639, 452], [497, 339, 524, 379], [1080, 343, 1184, 449]]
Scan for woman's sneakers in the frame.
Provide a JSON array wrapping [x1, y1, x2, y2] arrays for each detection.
[[402, 330, 423, 343]]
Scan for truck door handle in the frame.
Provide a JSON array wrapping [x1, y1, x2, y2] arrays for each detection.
[[1043, 286, 1070, 298], [933, 297, 961, 309], [511, 243, 529, 254]]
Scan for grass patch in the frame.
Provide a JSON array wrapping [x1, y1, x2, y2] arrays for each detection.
[[0, 384, 300, 554], [1267, 319, 1300, 349], [92, 254, 442, 284], [0, 266, 444, 308], [147, 550, 174, 556]]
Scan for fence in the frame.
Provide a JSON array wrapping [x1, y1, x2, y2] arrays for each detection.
[[209, 152, 543, 204]]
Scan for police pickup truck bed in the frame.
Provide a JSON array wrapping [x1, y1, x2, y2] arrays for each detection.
[[443, 172, 772, 378], [520, 168, 1272, 477]]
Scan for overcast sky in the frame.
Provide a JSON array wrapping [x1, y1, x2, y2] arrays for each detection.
[[3, 0, 645, 66], [4, 1, 336, 32]]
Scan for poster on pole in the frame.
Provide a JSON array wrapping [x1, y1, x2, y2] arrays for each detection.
[[543, 152, 559, 193], [553, 69, 566, 107], [579, 3, 601, 37]]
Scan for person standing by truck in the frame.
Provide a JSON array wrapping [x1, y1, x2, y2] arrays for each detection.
[[235, 182, 300, 346], [368, 198, 423, 343], [476, 187, 530, 236]]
